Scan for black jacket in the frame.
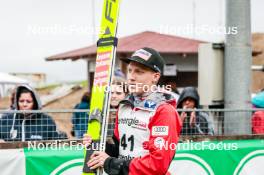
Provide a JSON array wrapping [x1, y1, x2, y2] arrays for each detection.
[[177, 87, 214, 135], [0, 113, 62, 141], [0, 84, 65, 141]]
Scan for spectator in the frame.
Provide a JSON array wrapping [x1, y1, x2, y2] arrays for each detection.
[[177, 87, 214, 135], [252, 91, 264, 108], [72, 92, 90, 138], [0, 84, 65, 141], [165, 81, 180, 102], [252, 91, 264, 134], [110, 77, 127, 109], [107, 77, 128, 137], [76, 78, 127, 139], [114, 68, 126, 79], [166, 81, 180, 94]]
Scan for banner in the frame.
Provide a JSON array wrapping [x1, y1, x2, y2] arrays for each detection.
[[1, 139, 264, 175], [0, 149, 25, 175]]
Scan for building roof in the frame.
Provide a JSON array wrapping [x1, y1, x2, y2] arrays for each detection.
[[0, 72, 29, 84], [46, 31, 205, 61]]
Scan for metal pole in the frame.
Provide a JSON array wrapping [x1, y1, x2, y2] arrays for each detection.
[[224, 0, 252, 135]]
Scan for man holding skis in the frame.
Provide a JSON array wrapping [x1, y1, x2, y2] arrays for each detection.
[[84, 47, 181, 175]]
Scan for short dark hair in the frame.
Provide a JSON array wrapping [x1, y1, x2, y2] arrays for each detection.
[[81, 92, 91, 103]]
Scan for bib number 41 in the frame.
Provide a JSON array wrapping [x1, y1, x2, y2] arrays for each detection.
[[121, 134, 134, 151]]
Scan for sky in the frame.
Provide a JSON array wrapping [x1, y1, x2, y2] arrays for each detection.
[[0, 0, 263, 83]]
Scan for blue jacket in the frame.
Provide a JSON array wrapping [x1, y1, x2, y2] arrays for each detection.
[[252, 91, 264, 108], [72, 101, 89, 131]]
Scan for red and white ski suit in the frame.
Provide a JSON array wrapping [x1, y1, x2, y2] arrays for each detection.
[[104, 92, 182, 175]]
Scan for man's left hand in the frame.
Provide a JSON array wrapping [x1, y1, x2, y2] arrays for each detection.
[[87, 151, 110, 169]]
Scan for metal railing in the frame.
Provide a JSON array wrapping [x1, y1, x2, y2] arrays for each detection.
[[0, 109, 263, 143]]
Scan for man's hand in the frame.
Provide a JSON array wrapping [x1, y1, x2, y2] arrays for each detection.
[[87, 151, 110, 169], [83, 134, 92, 147]]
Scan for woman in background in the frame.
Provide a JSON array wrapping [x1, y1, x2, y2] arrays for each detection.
[[0, 84, 65, 141]]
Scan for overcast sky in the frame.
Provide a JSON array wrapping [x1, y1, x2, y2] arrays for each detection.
[[0, 0, 263, 83]]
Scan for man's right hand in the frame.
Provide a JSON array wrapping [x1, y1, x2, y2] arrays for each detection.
[[83, 134, 92, 147]]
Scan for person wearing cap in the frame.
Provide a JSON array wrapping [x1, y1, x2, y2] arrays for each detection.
[[84, 47, 181, 175]]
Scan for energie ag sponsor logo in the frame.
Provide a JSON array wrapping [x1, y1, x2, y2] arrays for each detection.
[[118, 117, 147, 130]]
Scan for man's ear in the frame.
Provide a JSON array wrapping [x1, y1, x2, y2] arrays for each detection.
[[152, 72, 161, 84]]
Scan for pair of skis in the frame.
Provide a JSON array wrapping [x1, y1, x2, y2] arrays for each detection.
[[83, 0, 120, 175]]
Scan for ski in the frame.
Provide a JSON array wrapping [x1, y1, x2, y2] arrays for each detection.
[[83, 0, 120, 174]]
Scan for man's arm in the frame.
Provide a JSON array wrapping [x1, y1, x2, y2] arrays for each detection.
[[105, 135, 119, 157], [105, 108, 120, 157]]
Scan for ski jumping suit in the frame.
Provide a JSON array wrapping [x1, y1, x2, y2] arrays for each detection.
[[104, 92, 182, 175]]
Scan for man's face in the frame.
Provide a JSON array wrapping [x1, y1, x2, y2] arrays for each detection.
[[127, 61, 160, 95], [182, 97, 196, 109]]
